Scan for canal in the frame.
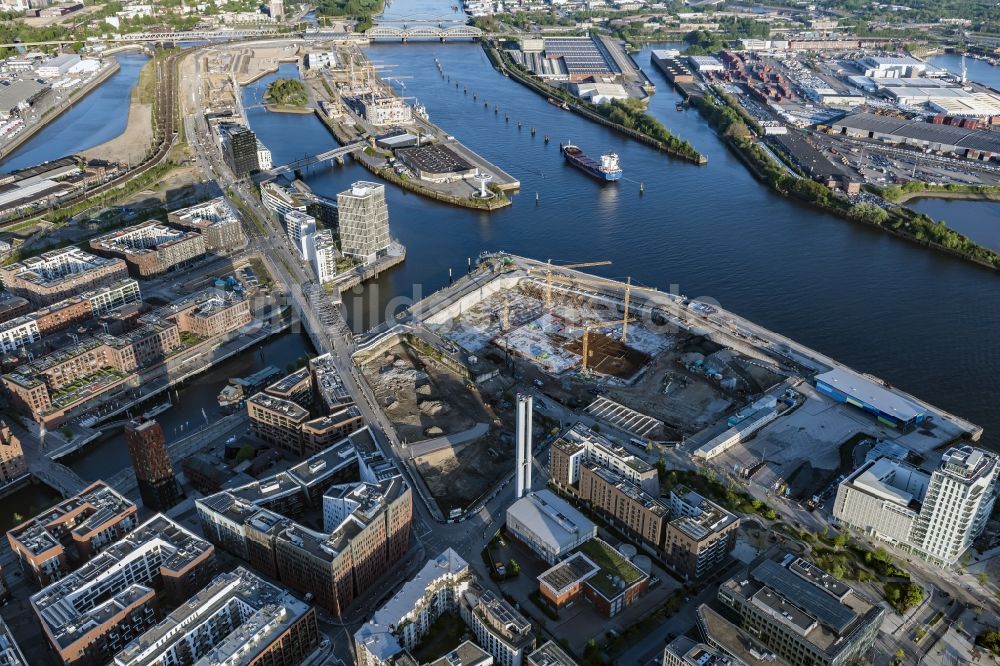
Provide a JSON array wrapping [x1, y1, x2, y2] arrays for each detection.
[[3, 30, 994, 481], [0, 53, 150, 172], [65, 329, 316, 481]]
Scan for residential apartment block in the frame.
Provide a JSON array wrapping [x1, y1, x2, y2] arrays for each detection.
[[248, 358, 362, 456], [526, 641, 577, 666], [578, 462, 669, 554], [112, 567, 319, 666], [461, 588, 535, 666], [337, 181, 390, 263], [0, 247, 128, 306], [196, 432, 412, 617], [549, 425, 737, 579], [0, 618, 27, 666], [7, 480, 138, 587], [2, 289, 249, 425], [355, 548, 472, 666], [716, 556, 884, 666], [663, 487, 739, 581], [166, 196, 247, 253], [661, 636, 734, 666], [0, 279, 140, 347], [30, 514, 216, 666], [834, 446, 999, 566], [549, 423, 658, 496], [125, 418, 182, 512], [90, 221, 206, 278]]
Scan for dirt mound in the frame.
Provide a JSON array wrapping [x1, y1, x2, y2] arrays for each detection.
[[416, 384, 433, 396], [419, 400, 450, 416], [424, 426, 444, 437]]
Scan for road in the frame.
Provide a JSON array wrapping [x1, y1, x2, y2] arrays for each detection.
[[182, 43, 543, 652]]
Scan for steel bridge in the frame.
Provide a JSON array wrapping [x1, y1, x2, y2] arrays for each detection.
[[365, 23, 484, 41], [268, 141, 367, 175]]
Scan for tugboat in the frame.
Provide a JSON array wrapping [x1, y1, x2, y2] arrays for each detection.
[[561, 143, 622, 182], [547, 97, 569, 110]]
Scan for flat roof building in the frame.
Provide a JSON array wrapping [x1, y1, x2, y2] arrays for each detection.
[[0, 247, 128, 306], [526, 641, 577, 666], [429, 641, 494, 666], [196, 433, 413, 617], [112, 567, 319, 666], [830, 112, 1000, 161], [836, 447, 999, 566], [0, 618, 27, 666], [30, 514, 216, 666], [166, 196, 247, 253], [662, 636, 739, 666], [537, 538, 648, 618], [460, 588, 535, 666], [664, 486, 739, 580], [550, 422, 658, 496], [815, 368, 926, 430], [90, 221, 206, 278], [396, 144, 478, 184], [717, 556, 884, 666], [578, 462, 669, 557], [7, 480, 138, 587], [506, 489, 597, 565], [355, 548, 472, 666], [337, 181, 391, 263]]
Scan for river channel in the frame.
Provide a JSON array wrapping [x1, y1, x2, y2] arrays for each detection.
[[4, 22, 1000, 484], [0, 53, 150, 172]]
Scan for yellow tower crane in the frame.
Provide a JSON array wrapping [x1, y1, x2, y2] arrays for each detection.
[[532, 259, 613, 309], [580, 317, 636, 373]]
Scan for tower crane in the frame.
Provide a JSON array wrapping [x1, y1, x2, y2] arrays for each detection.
[[530, 259, 612, 309], [580, 317, 636, 373]]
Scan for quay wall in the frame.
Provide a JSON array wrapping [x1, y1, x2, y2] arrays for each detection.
[[0, 59, 122, 162]]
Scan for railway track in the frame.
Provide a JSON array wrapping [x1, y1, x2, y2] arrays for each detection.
[[0, 46, 186, 230]]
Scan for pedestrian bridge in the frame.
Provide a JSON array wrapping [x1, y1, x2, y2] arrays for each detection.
[[268, 141, 367, 176], [365, 23, 483, 41]]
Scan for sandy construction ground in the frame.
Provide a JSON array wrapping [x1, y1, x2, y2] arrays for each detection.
[[80, 101, 153, 166]]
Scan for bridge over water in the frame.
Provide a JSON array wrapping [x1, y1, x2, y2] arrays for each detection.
[[365, 22, 484, 41], [267, 141, 368, 176]]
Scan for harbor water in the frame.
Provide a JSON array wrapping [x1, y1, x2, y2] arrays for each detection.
[[0, 53, 149, 172], [4, 27, 1000, 481]]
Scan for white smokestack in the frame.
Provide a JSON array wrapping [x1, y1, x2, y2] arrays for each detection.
[[515, 394, 534, 499]]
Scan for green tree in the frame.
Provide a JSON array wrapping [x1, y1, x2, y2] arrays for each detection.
[[977, 629, 1000, 655]]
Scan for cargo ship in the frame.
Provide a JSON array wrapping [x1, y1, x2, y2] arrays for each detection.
[[561, 143, 622, 182]]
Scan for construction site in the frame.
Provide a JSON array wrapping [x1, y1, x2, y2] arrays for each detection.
[[354, 253, 983, 520], [357, 333, 546, 516], [421, 260, 786, 442]]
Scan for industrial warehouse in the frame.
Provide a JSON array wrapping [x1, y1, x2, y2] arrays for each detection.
[[395, 144, 478, 183], [830, 112, 1000, 160]]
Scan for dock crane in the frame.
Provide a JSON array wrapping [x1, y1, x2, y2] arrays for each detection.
[[532, 259, 613, 310], [580, 317, 636, 373]]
